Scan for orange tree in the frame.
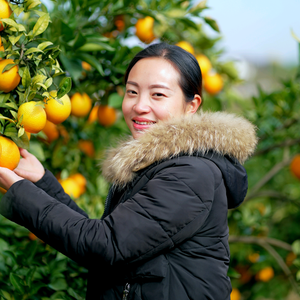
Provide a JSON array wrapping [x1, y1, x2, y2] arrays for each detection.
[[1, 0, 299, 299]]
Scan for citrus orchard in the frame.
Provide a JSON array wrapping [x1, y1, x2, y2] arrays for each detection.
[[97, 105, 117, 127], [17, 101, 47, 133], [44, 90, 71, 124], [0, 136, 20, 170], [70, 92, 92, 117], [0, 0, 12, 31], [0, 58, 21, 93], [135, 16, 156, 44]]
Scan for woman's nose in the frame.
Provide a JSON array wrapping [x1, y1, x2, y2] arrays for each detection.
[[133, 96, 151, 114]]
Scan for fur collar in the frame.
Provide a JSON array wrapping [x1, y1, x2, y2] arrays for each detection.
[[102, 111, 258, 186]]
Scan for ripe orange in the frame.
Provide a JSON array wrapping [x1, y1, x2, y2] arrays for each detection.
[[17, 101, 47, 133], [203, 73, 224, 95], [255, 266, 274, 282], [135, 16, 156, 44], [115, 15, 125, 32], [44, 90, 71, 124], [290, 154, 300, 180], [248, 252, 260, 263], [60, 177, 82, 198], [97, 105, 117, 127], [42, 120, 59, 143], [82, 61, 91, 71], [195, 54, 212, 77], [176, 41, 195, 55], [69, 173, 87, 195], [0, 59, 21, 93], [0, 0, 12, 31], [88, 105, 99, 123], [230, 288, 241, 300], [78, 139, 95, 157], [0, 136, 20, 170], [70, 92, 92, 117]]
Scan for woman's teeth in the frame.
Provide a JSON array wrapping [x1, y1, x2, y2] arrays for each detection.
[[133, 120, 156, 125]]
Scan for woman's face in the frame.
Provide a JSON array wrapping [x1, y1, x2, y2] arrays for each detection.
[[122, 57, 200, 139]]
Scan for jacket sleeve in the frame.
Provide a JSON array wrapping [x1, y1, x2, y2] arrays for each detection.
[[34, 169, 88, 218], [0, 161, 217, 269]]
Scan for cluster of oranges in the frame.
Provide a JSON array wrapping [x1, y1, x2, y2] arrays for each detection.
[[60, 173, 87, 199], [175, 41, 224, 96]]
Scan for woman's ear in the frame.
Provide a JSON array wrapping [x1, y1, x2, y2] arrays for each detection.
[[186, 94, 202, 115]]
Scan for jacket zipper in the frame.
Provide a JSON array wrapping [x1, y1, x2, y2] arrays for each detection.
[[122, 283, 130, 300]]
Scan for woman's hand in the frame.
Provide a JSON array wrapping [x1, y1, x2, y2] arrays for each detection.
[[14, 148, 45, 183], [0, 167, 24, 190]]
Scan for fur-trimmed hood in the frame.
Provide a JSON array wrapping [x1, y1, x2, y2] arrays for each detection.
[[102, 111, 258, 187]]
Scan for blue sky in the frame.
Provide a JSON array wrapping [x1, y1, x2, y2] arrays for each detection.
[[201, 0, 300, 65]]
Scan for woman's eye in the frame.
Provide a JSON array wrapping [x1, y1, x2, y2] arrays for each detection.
[[127, 90, 137, 95], [153, 93, 165, 97]]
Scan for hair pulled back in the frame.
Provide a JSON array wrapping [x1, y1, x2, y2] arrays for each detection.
[[124, 42, 203, 104]]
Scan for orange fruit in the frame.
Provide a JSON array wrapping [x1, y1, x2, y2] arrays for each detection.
[[0, 59, 21, 93], [203, 73, 224, 95], [88, 105, 99, 123], [255, 266, 274, 282], [195, 54, 212, 77], [44, 90, 71, 124], [290, 154, 300, 180], [0, 0, 12, 31], [230, 288, 241, 300], [17, 101, 47, 134], [70, 92, 92, 117], [0, 136, 20, 170], [115, 15, 125, 31], [25, 131, 31, 140], [78, 139, 95, 157], [82, 61, 91, 71], [135, 16, 156, 44], [42, 120, 59, 143], [248, 252, 260, 263], [60, 177, 82, 198], [176, 41, 195, 55], [69, 173, 87, 195], [97, 105, 117, 127]]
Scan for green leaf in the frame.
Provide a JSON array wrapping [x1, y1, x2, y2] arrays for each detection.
[[9, 273, 25, 294], [22, 66, 31, 89], [10, 110, 17, 119], [48, 278, 67, 291], [292, 240, 300, 255], [37, 41, 53, 50], [203, 17, 220, 32], [5, 102, 18, 110], [108, 93, 123, 109], [24, 47, 44, 55], [14, 6, 24, 16], [78, 42, 115, 52], [25, 267, 36, 288], [44, 78, 53, 88], [32, 13, 50, 37], [57, 77, 72, 99], [36, 82, 48, 90], [78, 53, 104, 76], [32, 74, 47, 86], [70, 32, 87, 50], [26, 0, 42, 10], [165, 9, 186, 18], [8, 33, 23, 45], [189, 0, 207, 13], [18, 127, 25, 138], [2, 64, 16, 73], [3, 126, 18, 138], [0, 19, 26, 31]]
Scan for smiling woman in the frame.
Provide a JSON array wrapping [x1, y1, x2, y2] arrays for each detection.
[[0, 42, 258, 300]]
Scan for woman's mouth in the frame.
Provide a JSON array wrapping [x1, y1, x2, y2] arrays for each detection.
[[132, 119, 156, 130]]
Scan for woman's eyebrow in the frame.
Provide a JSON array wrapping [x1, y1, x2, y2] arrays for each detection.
[[149, 84, 171, 90], [126, 81, 138, 86]]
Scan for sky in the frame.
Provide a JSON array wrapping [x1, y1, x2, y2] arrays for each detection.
[[201, 0, 300, 65]]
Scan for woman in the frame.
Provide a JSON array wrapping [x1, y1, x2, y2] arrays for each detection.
[[0, 43, 257, 299]]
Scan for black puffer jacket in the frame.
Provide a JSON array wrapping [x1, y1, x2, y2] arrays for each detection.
[[0, 112, 257, 300]]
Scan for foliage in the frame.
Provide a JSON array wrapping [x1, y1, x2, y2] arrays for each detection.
[[0, 0, 300, 299]]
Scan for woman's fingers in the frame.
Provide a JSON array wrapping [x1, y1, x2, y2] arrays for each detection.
[[19, 148, 31, 158]]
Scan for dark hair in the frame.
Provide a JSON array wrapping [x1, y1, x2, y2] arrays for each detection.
[[124, 42, 203, 104]]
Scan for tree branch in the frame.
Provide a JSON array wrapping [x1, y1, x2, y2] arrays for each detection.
[[254, 138, 300, 156], [245, 157, 293, 201]]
